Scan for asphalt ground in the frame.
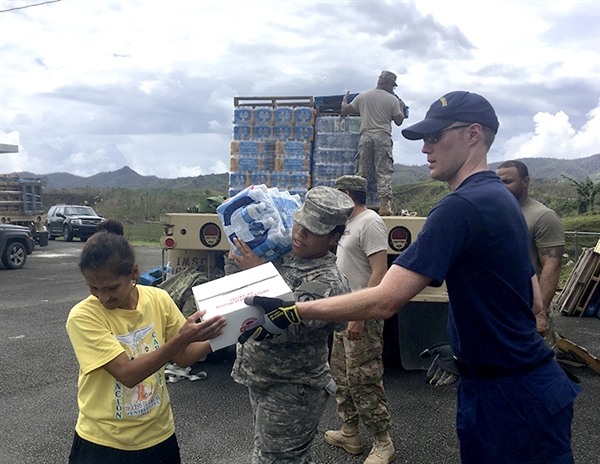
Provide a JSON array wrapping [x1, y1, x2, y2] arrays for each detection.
[[1, 240, 599, 464]]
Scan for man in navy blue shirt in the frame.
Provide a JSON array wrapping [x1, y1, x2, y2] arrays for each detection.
[[244, 91, 582, 464]]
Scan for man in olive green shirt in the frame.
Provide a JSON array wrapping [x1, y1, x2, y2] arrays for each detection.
[[496, 160, 564, 345]]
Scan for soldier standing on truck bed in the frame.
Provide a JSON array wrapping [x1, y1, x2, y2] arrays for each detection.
[[341, 70, 406, 216]]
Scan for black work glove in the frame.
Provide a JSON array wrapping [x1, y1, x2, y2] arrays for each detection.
[[238, 296, 301, 343], [420, 343, 460, 386]]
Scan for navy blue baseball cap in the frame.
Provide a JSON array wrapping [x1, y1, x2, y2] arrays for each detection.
[[402, 91, 499, 140]]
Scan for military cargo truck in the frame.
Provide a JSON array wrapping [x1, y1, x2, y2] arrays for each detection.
[[155, 95, 449, 369]]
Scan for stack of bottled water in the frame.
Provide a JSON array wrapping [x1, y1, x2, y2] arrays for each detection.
[[312, 115, 360, 188], [217, 184, 302, 262], [230, 103, 316, 199], [312, 114, 379, 208], [274, 140, 311, 200]]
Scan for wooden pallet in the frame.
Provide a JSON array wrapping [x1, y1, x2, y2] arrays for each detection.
[[234, 96, 314, 107], [557, 246, 600, 316], [233, 97, 315, 107]]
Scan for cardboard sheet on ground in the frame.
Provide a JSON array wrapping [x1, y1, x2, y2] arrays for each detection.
[[192, 262, 293, 351]]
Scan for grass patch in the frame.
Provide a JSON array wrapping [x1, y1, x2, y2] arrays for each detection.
[[562, 213, 600, 263], [122, 222, 164, 244], [562, 214, 600, 233]]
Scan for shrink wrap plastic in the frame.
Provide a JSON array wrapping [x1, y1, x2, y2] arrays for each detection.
[[217, 184, 301, 262]]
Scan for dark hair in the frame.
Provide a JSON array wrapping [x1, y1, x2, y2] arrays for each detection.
[[78, 219, 136, 277], [331, 224, 346, 236], [329, 224, 346, 243], [326, 224, 346, 249], [347, 190, 366, 206], [497, 160, 529, 178]]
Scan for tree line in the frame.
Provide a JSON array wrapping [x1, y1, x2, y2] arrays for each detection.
[[44, 176, 600, 224], [392, 177, 600, 218], [44, 187, 224, 223]]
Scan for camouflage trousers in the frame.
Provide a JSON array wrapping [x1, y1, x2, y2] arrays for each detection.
[[330, 319, 392, 434], [248, 380, 334, 463], [355, 132, 394, 199]]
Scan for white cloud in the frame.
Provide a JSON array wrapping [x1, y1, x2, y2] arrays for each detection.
[[0, 130, 20, 147], [573, 104, 600, 155], [210, 160, 228, 174], [165, 164, 203, 179], [0, 130, 22, 173], [0, 0, 598, 178], [116, 133, 230, 178], [501, 102, 600, 161]]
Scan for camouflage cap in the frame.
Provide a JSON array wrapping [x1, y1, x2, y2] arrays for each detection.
[[334, 175, 367, 193], [293, 186, 354, 235], [379, 70, 397, 86]]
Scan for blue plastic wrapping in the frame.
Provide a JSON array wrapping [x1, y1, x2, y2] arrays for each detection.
[[233, 107, 253, 124], [217, 185, 302, 262], [274, 107, 294, 125]]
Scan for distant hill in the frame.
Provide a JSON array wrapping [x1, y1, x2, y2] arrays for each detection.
[[489, 155, 600, 181], [14, 154, 600, 191], [392, 154, 600, 184], [16, 166, 229, 192]]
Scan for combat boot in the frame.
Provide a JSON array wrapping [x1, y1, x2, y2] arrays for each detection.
[[364, 433, 396, 464], [379, 198, 393, 216], [324, 426, 363, 455]]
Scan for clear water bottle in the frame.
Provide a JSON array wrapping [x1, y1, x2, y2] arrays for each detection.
[[229, 201, 276, 243], [270, 172, 290, 190], [242, 203, 276, 235], [229, 172, 248, 189], [254, 125, 273, 139], [316, 116, 335, 133], [233, 107, 253, 124], [274, 107, 293, 125], [233, 125, 252, 140], [255, 107, 274, 124], [250, 171, 270, 186], [294, 107, 314, 125], [290, 172, 310, 189]]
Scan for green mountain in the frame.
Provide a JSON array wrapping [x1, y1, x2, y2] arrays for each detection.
[[392, 154, 600, 184], [17, 166, 229, 192], [14, 153, 600, 191]]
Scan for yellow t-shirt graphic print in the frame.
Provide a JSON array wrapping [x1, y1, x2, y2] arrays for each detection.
[[114, 324, 163, 419]]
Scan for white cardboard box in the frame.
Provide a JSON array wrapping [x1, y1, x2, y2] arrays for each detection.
[[191, 262, 293, 351]]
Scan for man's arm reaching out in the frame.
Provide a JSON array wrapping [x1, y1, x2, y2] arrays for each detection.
[[297, 264, 432, 321]]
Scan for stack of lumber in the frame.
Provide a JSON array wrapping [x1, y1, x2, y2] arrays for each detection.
[[557, 240, 600, 316]]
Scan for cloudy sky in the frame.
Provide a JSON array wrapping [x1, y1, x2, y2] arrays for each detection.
[[1, 0, 598, 178]]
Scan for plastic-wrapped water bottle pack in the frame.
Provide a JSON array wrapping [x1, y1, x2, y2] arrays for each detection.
[[217, 184, 302, 262]]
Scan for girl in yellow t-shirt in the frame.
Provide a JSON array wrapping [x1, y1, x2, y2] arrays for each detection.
[[66, 219, 226, 464]]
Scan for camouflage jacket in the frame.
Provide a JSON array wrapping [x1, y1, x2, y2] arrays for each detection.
[[230, 251, 349, 389]]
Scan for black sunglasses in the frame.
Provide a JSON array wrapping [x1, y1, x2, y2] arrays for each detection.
[[423, 124, 472, 144]]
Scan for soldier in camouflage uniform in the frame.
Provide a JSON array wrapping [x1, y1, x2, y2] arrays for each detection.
[[341, 70, 405, 216], [325, 176, 395, 464], [227, 186, 354, 464]]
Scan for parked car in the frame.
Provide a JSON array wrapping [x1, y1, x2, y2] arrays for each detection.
[[0, 224, 35, 269], [47, 204, 104, 242]]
